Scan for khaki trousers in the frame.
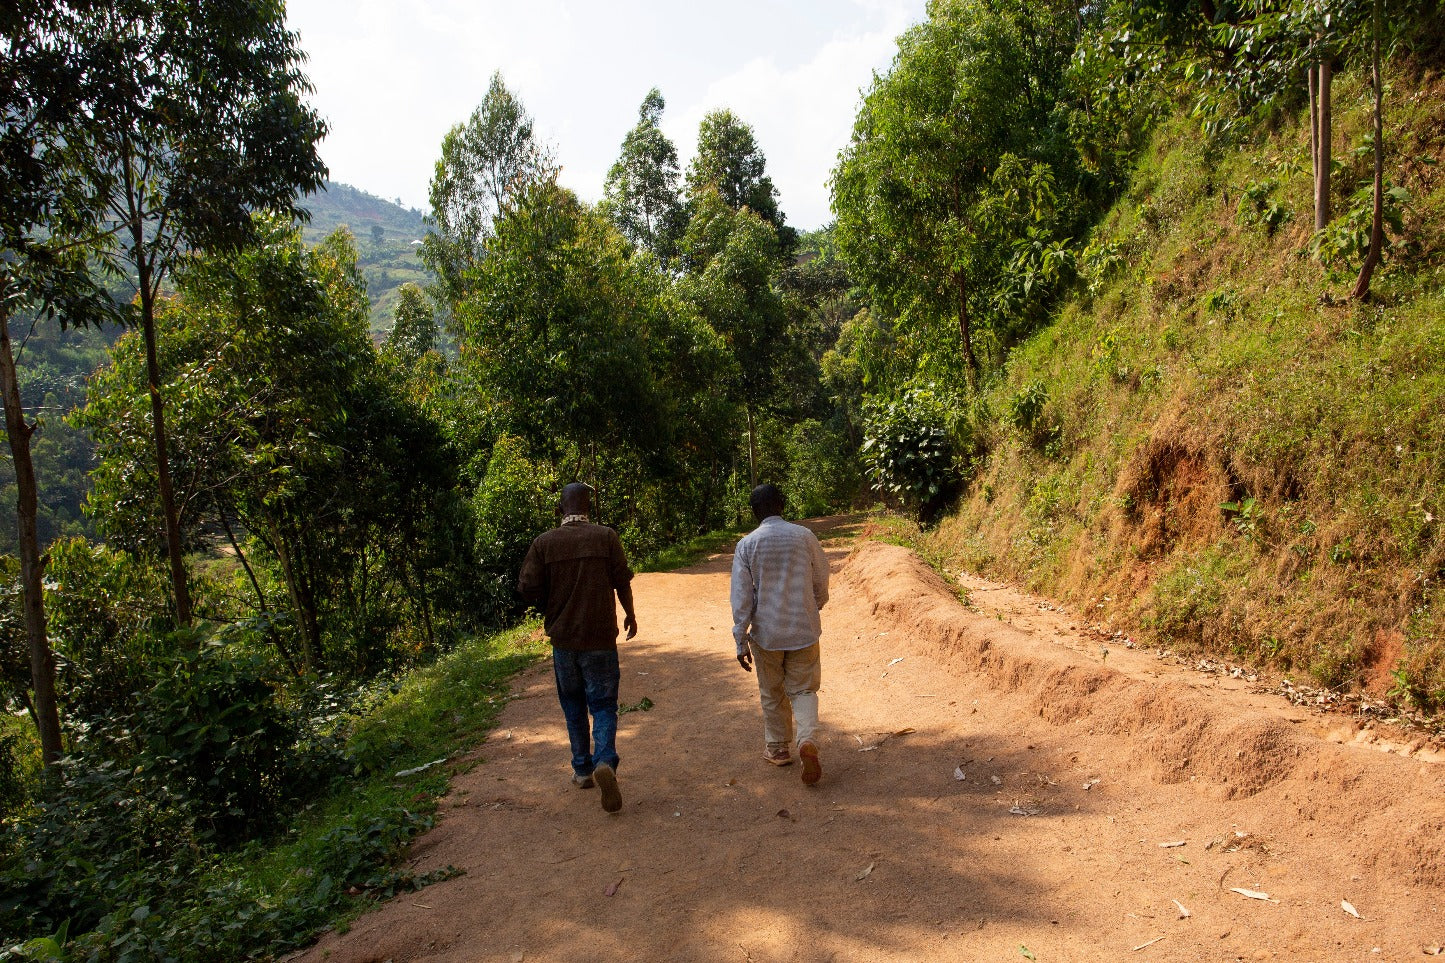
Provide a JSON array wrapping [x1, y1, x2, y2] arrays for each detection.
[[749, 641, 821, 750]]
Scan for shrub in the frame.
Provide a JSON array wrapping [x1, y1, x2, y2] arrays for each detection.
[[861, 387, 958, 523]]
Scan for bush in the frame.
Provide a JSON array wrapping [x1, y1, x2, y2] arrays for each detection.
[[861, 387, 958, 523], [783, 419, 860, 518]]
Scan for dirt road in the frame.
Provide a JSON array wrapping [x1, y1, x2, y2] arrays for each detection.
[[296, 520, 1445, 962]]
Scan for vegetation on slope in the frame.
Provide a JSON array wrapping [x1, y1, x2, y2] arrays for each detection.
[[935, 66, 1445, 706]]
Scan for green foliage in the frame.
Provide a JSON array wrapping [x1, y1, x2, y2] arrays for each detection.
[[602, 89, 685, 259], [1236, 178, 1292, 235], [471, 436, 556, 622], [861, 387, 958, 521], [422, 72, 550, 304], [1310, 181, 1410, 279], [685, 109, 792, 249]]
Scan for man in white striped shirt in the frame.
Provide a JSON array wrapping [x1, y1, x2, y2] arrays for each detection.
[[730, 484, 830, 785]]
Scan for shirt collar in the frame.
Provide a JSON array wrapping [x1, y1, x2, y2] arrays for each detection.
[[561, 514, 590, 527]]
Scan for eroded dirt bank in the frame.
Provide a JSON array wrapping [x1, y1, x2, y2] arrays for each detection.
[[294, 527, 1445, 963]]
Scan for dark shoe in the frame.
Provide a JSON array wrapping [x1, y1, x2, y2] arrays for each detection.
[[594, 764, 622, 813], [572, 773, 595, 789], [799, 741, 821, 786], [763, 747, 793, 766]]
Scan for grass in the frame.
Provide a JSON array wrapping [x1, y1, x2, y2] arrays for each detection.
[[635, 526, 746, 573], [927, 62, 1445, 711]]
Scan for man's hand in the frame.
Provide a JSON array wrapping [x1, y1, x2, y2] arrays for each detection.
[[736, 648, 753, 672], [623, 613, 638, 639]]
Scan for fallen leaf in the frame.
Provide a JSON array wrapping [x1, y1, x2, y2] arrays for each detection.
[[1159, 841, 1187, 848], [604, 877, 623, 897], [893, 727, 915, 736], [776, 809, 791, 819], [888, 657, 905, 666], [953, 766, 967, 781], [1341, 900, 1361, 919], [855, 862, 875, 881], [1230, 887, 1273, 901], [1019, 946, 1037, 960], [991, 775, 1003, 785], [859, 745, 879, 752], [1422, 945, 1442, 955], [1009, 805, 1040, 816], [1132, 936, 1166, 951], [1172, 899, 1191, 918]]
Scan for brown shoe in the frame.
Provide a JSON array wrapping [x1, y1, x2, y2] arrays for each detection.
[[799, 741, 821, 786], [763, 747, 793, 766], [594, 764, 622, 813]]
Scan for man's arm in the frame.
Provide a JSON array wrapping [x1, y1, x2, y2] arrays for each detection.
[[810, 532, 830, 610], [729, 545, 755, 672], [617, 581, 638, 639]]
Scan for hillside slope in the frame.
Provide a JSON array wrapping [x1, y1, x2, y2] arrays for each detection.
[[297, 181, 431, 332], [932, 66, 1445, 709]]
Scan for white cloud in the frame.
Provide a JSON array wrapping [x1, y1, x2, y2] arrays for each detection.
[[287, 0, 926, 227]]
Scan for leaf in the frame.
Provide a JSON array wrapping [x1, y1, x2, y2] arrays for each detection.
[[854, 862, 875, 881], [1230, 887, 1273, 901], [1172, 899, 1191, 918], [1341, 899, 1360, 919], [1158, 841, 1186, 848], [953, 766, 967, 781], [605, 877, 623, 897], [1019, 947, 1037, 960]]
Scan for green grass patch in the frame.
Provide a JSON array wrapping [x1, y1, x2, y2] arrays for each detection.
[[635, 526, 745, 573]]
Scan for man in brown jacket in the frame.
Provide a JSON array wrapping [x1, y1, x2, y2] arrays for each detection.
[[518, 483, 637, 813]]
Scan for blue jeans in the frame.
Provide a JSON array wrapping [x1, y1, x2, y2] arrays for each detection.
[[552, 648, 620, 776]]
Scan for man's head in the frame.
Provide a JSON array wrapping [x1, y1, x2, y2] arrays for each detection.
[[749, 484, 785, 522], [560, 482, 592, 517]]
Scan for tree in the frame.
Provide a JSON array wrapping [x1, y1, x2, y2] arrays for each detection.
[[49, 0, 328, 629], [685, 109, 794, 252], [602, 88, 685, 259], [384, 283, 439, 362], [679, 191, 799, 486], [422, 72, 551, 305], [1350, 0, 1385, 299], [832, 0, 1078, 390], [453, 176, 667, 474], [1, 0, 135, 763]]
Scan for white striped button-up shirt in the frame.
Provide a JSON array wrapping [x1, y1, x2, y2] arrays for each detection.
[[730, 516, 830, 654]]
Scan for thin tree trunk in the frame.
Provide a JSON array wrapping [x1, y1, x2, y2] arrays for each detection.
[[955, 269, 979, 391], [134, 251, 193, 627], [217, 497, 301, 676], [272, 523, 318, 672], [1308, 64, 1319, 186], [1352, 0, 1385, 300], [0, 307, 63, 765], [745, 404, 758, 489], [1315, 57, 1334, 231]]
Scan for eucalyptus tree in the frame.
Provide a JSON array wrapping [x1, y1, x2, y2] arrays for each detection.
[[35, 0, 329, 629], [602, 88, 685, 259], [423, 73, 552, 306], [384, 282, 439, 363], [685, 110, 795, 253]]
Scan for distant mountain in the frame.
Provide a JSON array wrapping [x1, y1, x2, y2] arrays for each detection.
[[297, 181, 432, 334]]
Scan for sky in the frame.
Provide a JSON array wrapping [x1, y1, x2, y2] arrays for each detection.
[[284, 0, 928, 231]]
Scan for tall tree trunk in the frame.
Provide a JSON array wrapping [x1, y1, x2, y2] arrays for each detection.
[[134, 251, 193, 627], [272, 522, 319, 672], [745, 404, 758, 489], [1352, 0, 1385, 300], [954, 269, 979, 391], [217, 497, 301, 676], [0, 307, 63, 765], [1315, 56, 1334, 231], [1308, 64, 1319, 183]]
